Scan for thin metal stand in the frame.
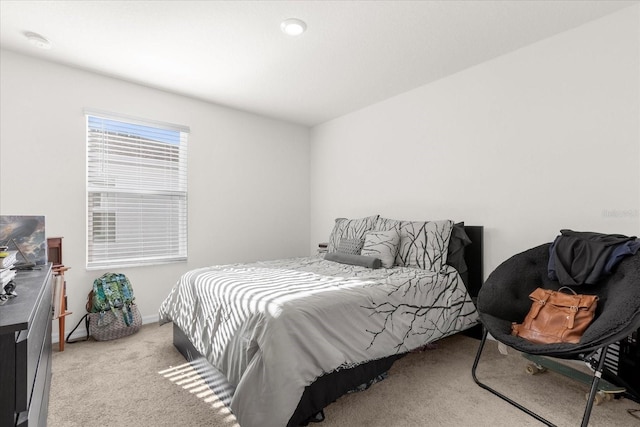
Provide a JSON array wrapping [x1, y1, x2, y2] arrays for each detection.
[[472, 327, 610, 427]]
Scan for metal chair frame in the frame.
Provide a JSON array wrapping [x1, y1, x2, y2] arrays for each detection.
[[472, 327, 610, 427]]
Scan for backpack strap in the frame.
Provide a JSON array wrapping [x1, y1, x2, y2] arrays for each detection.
[[92, 276, 110, 312], [119, 274, 134, 305]]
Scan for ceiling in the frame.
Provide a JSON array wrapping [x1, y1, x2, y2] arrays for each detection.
[[0, 1, 637, 127]]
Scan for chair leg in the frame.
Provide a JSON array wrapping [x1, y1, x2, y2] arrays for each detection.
[[472, 327, 556, 427], [580, 345, 609, 427], [473, 330, 615, 427]]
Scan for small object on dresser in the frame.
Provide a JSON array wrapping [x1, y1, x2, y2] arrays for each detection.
[[0, 250, 17, 268], [0, 279, 17, 305], [0, 250, 18, 298], [1, 267, 17, 287]]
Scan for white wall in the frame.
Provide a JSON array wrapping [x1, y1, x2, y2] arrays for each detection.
[[0, 50, 310, 341], [2, 6, 639, 343], [310, 6, 640, 274]]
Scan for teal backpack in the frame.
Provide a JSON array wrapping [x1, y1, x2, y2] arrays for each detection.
[[67, 273, 139, 343], [87, 273, 136, 326]]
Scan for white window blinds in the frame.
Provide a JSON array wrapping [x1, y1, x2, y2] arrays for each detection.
[[86, 111, 189, 269]]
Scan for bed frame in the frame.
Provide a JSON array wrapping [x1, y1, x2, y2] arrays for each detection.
[[172, 225, 484, 426]]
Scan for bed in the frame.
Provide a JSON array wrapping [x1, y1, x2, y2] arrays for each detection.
[[159, 216, 484, 427]]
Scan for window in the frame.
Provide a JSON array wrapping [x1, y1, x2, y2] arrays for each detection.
[[86, 111, 188, 269]]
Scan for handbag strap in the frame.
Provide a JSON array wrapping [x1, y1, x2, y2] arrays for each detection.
[[529, 289, 551, 319], [557, 286, 598, 307], [65, 313, 90, 343], [556, 287, 598, 329], [558, 286, 577, 295]]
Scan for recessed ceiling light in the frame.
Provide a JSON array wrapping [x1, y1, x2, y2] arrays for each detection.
[[281, 18, 306, 36], [25, 31, 51, 50]]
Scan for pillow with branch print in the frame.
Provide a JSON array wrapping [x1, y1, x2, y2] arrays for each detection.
[[373, 217, 402, 232], [327, 215, 379, 253], [395, 220, 454, 271], [361, 229, 401, 268]]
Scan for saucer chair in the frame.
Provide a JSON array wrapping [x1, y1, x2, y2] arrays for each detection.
[[471, 242, 640, 427]]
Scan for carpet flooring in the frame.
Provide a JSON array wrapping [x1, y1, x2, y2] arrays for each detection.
[[47, 323, 640, 426]]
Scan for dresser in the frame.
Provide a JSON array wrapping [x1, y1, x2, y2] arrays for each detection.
[[0, 264, 53, 427]]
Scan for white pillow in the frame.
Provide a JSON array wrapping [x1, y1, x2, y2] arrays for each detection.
[[395, 220, 454, 271], [361, 229, 401, 268], [374, 217, 402, 232]]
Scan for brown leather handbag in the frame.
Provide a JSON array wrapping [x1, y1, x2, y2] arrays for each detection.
[[511, 287, 598, 344]]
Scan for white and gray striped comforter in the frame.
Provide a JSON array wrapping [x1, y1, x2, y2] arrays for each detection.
[[158, 256, 478, 427]]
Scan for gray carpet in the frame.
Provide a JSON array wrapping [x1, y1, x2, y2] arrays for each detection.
[[48, 323, 640, 426]]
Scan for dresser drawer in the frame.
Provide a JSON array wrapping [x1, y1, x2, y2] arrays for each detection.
[[16, 319, 52, 427], [15, 270, 53, 412]]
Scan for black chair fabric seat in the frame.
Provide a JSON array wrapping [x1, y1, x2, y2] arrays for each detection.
[[477, 243, 640, 357]]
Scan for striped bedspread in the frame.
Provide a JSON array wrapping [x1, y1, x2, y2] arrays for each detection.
[[159, 256, 478, 427]]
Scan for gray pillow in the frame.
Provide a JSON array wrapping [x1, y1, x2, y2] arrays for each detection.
[[337, 238, 364, 255], [447, 222, 472, 274], [361, 230, 401, 268], [325, 252, 382, 269]]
